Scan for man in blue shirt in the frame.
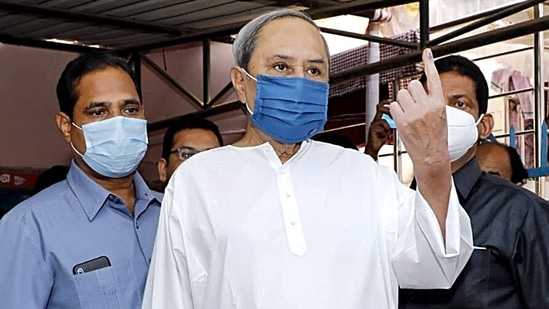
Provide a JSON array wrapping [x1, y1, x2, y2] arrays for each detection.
[[0, 51, 162, 308]]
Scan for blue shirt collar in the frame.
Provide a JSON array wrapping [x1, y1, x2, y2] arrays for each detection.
[[66, 161, 161, 221]]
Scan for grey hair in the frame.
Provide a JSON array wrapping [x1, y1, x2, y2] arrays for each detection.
[[233, 9, 329, 70]]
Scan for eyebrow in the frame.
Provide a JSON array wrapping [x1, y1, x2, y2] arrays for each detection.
[[171, 146, 197, 153], [448, 94, 472, 100], [122, 99, 141, 105], [84, 101, 110, 110], [267, 54, 327, 65], [84, 99, 141, 110], [172, 146, 217, 153]]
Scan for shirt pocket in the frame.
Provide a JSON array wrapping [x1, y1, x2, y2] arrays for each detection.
[[73, 261, 140, 309]]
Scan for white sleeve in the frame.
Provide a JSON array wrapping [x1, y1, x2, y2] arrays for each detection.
[[385, 170, 473, 289], [142, 175, 207, 309]]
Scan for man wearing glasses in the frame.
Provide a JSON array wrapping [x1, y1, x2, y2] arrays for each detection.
[[157, 114, 223, 185]]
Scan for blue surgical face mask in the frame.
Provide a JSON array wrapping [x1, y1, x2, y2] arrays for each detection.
[[71, 116, 148, 178], [242, 69, 329, 144]]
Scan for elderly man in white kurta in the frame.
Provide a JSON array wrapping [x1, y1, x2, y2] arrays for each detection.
[[142, 9, 473, 309]]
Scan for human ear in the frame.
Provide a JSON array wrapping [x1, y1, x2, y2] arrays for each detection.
[[157, 158, 168, 183], [230, 66, 248, 104], [478, 113, 494, 140], [56, 112, 72, 143]]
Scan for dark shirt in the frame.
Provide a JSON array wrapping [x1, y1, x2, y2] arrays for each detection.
[[400, 158, 549, 309]]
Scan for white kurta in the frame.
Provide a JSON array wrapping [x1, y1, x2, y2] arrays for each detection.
[[143, 140, 473, 309]]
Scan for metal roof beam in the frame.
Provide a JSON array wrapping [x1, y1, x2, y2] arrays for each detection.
[[147, 100, 242, 132], [117, 0, 415, 53], [0, 1, 181, 36], [117, 24, 241, 53], [0, 32, 101, 53], [205, 82, 234, 109], [330, 14, 549, 85], [429, 0, 546, 46], [140, 53, 204, 109], [305, 0, 416, 19], [319, 27, 418, 49]]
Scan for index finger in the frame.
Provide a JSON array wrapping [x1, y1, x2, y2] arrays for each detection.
[[422, 48, 443, 101]]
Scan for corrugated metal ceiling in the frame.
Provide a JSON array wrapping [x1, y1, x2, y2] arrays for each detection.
[[0, 0, 412, 53]]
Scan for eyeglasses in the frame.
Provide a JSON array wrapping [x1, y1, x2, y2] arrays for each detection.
[[170, 147, 200, 161]]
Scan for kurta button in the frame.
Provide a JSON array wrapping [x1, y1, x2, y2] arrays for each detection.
[[290, 220, 296, 225]]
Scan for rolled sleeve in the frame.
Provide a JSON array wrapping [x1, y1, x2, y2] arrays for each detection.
[[392, 178, 473, 289]]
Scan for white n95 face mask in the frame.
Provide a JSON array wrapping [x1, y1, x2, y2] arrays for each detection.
[[446, 106, 484, 162]]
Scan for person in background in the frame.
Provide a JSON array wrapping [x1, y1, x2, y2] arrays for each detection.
[[0, 165, 69, 220], [32, 165, 70, 195], [476, 140, 529, 186], [365, 100, 392, 160], [0, 51, 162, 309], [142, 9, 472, 309], [399, 55, 549, 309], [157, 114, 223, 185]]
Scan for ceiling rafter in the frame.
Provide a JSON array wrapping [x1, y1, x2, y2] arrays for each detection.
[[331, 12, 549, 84], [0, 1, 182, 35]]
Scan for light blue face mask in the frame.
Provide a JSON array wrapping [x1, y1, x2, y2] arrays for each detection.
[[242, 69, 329, 144], [71, 116, 148, 178]]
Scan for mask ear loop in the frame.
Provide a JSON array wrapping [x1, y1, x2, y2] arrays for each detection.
[[241, 68, 257, 115], [474, 114, 486, 144], [71, 122, 83, 131], [475, 114, 485, 126], [70, 121, 85, 157], [241, 68, 257, 82], [244, 103, 254, 115]]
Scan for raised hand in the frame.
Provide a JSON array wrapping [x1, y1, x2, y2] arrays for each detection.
[[365, 100, 392, 160], [390, 48, 451, 235], [390, 48, 449, 168]]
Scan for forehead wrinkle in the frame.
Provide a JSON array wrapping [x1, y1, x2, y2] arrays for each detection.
[[254, 17, 328, 67], [265, 54, 326, 67], [308, 58, 326, 64], [268, 54, 291, 61]]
